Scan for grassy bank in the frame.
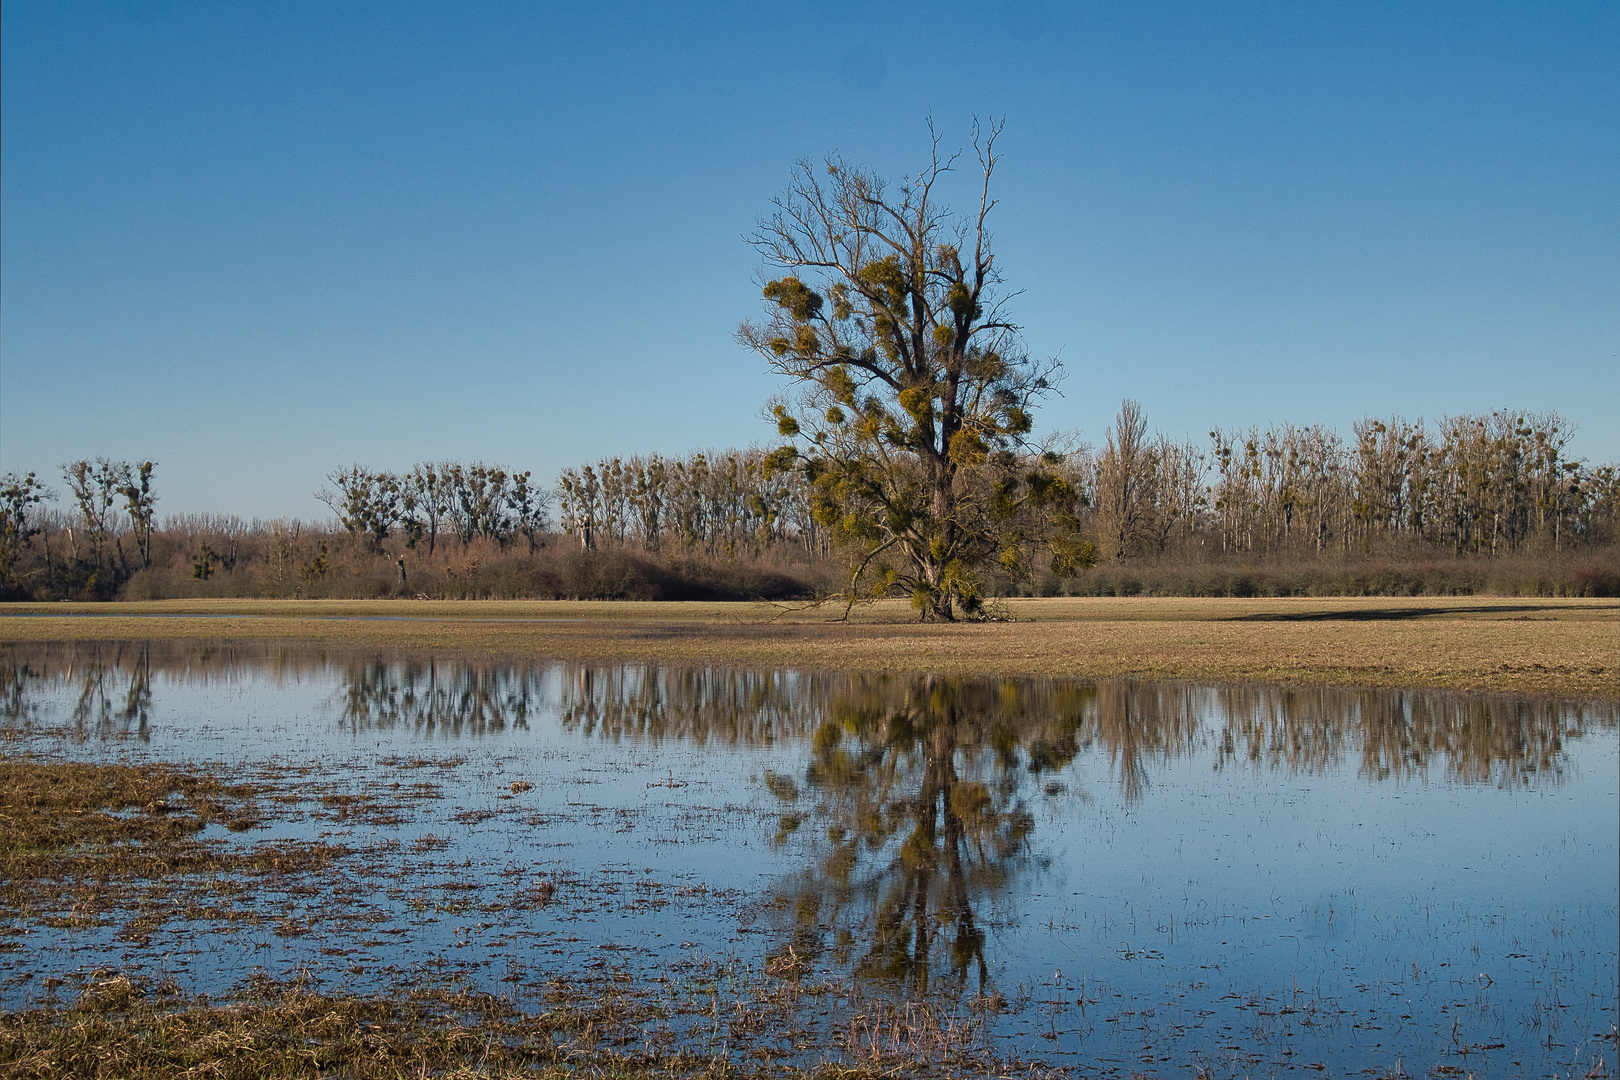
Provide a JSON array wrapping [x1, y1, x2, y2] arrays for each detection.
[[2, 596, 1614, 698]]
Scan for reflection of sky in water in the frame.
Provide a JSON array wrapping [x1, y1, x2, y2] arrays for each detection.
[[3, 640, 1615, 1077]]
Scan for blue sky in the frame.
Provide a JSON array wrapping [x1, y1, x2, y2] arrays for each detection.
[[3, 1, 1616, 519]]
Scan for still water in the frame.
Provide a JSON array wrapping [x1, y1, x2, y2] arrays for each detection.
[[3, 639, 1616, 1077]]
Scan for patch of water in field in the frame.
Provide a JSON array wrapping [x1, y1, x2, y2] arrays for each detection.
[[2, 639, 1615, 1078]]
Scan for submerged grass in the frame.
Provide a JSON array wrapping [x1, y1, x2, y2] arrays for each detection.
[[0, 755, 1027, 1078], [2, 596, 1615, 698], [0, 974, 1028, 1080], [0, 758, 262, 851], [0, 756, 354, 946]]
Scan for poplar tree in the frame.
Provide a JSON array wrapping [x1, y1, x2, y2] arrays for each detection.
[[121, 461, 158, 570], [0, 472, 53, 592]]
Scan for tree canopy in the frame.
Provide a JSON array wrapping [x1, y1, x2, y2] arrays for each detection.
[[740, 120, 1092, 620]]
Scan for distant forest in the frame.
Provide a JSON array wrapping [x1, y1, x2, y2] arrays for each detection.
[[3, 405, 1617, 602]]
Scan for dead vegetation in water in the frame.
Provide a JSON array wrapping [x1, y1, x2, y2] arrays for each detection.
[[0, 757, 263, 849], [0, 750, 1019, 1076], [0, 756, 357, 945], [0, 972, 1029, 1080], [0, 974, 594, 1079]]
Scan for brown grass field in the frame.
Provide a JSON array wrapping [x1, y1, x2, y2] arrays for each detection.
[[2, 596, 1614, 698]]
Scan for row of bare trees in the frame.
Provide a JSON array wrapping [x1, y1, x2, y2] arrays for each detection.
[[2, 405, 1616, 600], [542, 408, 1617, 570], [1083, 403, 1618, 560], [1, 458, 158, 597], [317, 462, 550, 556], [316, 452, 826, 562], [544, 406, 1618, 568], [556, 450, 826, 559]]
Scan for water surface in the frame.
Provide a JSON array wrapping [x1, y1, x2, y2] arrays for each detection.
[[3, 639, 1615, 1077]]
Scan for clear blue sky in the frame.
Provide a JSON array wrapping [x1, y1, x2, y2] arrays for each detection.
[[3, 1, 1616, 519]]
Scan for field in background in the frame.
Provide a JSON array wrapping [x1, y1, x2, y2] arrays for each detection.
[[3, 596, 1614, 699]]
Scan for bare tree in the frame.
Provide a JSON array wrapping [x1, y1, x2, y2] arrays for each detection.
[[507, 471, 550, 554], [556, 466, 601, 549], [120, 461, 158, 570], [0, 472, 55, 592], [402, 463, 455, 557], [1094, 400, 1154, 561], [63, 458, 132, 572], [319, 467, 400, 553]]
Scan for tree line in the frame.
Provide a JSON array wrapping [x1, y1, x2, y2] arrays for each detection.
[[319, 462, 550, 557], [0, 459, 157, 599], [556, 450, 827, 558], [342, 402, 1618, 572], [311, 449, 828, 563], [1085, 401, 1617, 562], [1, 403, 1615, 603]]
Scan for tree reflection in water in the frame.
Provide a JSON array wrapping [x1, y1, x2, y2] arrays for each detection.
[[2, 641, 1612, 1000], [754, 676, 1205, 999], [0, 639, 154, 741], [555, 666, 826, 747], [336, 657, 538, 736], [771, 677, 1050, 996], [532, 666, 1611, 998]]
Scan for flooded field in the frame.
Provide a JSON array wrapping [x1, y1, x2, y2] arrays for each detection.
[[2, 639, 1616, 1078]]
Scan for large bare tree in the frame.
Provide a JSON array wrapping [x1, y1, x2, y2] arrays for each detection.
[[739, 120, 1085, 620]]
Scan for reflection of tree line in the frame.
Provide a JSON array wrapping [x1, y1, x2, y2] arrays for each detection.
[[1211, 684, 1582, 785], [536, 668, 1614, 998], [545, 669, 1604, 789], [4, 642, 1613, 996], [1, 640, 155, 741], [555, 666, 832, 746], [3, 642, 1608, 777], [0, 641, 548, 738], [335, 658, 537, 735]]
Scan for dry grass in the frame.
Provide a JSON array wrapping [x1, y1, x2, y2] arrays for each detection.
[[0, 968, 1050, 1080], [0, 759, 261, 852], [0, 975, 956, 1080], [2, 596, 1615, 698]]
